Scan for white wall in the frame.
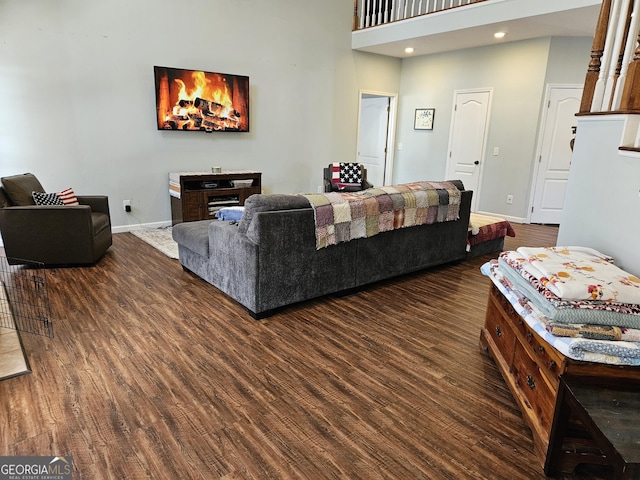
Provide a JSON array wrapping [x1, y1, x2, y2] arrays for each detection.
[[0, 0, 400, 231], [558, 116, 640, 275]]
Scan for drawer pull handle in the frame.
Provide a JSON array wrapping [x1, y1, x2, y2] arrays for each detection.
[[549, 360, 557, 370], [526, 375, 536, 389], [538, 346, 545, 353], [518, 320, 524, 326], [496, 326, 503, 337]]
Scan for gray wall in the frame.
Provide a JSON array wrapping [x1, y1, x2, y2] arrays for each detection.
[[393, 36, 592, 219]]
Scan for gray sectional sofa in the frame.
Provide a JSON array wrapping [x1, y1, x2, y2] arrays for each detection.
[[173, 185, 472, 318]]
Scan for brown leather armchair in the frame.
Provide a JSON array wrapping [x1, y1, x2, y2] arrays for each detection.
[[0, 173, 112, 266]]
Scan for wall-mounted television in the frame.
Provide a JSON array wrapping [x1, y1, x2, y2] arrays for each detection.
[[154, 66, 249, 132]]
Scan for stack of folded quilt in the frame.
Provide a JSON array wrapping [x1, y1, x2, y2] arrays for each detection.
[[481, 246, 640, 365]]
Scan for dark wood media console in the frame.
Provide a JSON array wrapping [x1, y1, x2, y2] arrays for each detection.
[[169, 171, 261, 225]]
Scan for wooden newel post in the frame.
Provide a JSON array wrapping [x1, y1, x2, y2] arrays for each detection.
[[620, 35, 640, 110], [353, 0, 359, 31], [581, 0, 613, 113]]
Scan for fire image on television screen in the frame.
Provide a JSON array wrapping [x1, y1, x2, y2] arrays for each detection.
[[154, 66, 249, 132]]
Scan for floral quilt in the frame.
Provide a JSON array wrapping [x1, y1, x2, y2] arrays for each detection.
[[482, 261, 640, 365], [498, 253, 640, 328], [516, 246, 640, 303]]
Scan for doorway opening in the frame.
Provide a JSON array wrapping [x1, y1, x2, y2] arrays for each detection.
[[356, 90, 398, 187]]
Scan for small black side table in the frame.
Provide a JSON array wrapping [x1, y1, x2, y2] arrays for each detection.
[[544, 375, 640, 479]]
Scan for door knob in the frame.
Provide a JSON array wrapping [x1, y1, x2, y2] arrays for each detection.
[[474, 161, 479, 165]]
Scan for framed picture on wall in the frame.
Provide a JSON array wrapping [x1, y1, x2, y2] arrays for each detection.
[[414, 108, 435, 130]]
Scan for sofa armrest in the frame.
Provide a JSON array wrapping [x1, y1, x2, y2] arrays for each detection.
[[0, 205, 94, 234], [77, 195, 110, 216], [206, 221, 259, 312], [0, 205, 98, 264]]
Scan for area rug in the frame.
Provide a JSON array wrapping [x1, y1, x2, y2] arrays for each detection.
[[130, 226, 179, 259]]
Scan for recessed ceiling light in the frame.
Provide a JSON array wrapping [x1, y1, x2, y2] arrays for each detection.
[[494, 32, 506, 39], [405, 47, 414, 54]]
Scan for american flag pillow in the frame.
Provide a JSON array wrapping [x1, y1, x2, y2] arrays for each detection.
[[32, 191, 64, 206], [330, 163, 362, 190], [57, 187, 79, 205]]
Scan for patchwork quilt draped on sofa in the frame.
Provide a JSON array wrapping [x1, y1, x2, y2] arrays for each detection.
[[301, 181, 462, 249]]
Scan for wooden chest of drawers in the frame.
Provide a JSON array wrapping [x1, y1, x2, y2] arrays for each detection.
[[480, 283, 640, 465]]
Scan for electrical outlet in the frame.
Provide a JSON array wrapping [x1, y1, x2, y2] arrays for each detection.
[[506, 195, 513, 204], [493, 147, 500, 156], [123, 199, 131, 212]]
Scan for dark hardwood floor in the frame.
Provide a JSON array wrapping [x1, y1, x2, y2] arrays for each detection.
[[1, 224, 573, 479]]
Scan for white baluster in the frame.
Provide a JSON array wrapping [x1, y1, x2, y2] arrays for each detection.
[[612, 0, 640, 109], [418, 0, 423, 14], [592, 0, 624, 111], [404, 0, 409, 19], [390, 0, 396, 22], [603, 0, 631, 110], [359, 0, 366, 28]]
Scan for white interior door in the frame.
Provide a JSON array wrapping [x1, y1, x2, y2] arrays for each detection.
[[357, 94, 392, 187], [446, 89, 492, 212], [530, 86, 582, 224]]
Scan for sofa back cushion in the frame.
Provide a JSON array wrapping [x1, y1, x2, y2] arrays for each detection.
[[1, 173, 45, 206], [238, 194, 311, 234]]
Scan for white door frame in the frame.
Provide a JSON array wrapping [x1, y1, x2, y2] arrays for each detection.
[[356, 90, 398, 186], [445, 87, 493, 212], [527, 83, 583, 223]]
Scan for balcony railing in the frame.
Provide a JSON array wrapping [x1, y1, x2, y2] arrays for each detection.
[[353, 0, 486, 30], [578, 0, 640, 151], [581, 0, 640, 114]]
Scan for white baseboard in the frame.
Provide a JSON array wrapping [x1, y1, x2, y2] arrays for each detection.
[[112, 220, 172, 234]]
